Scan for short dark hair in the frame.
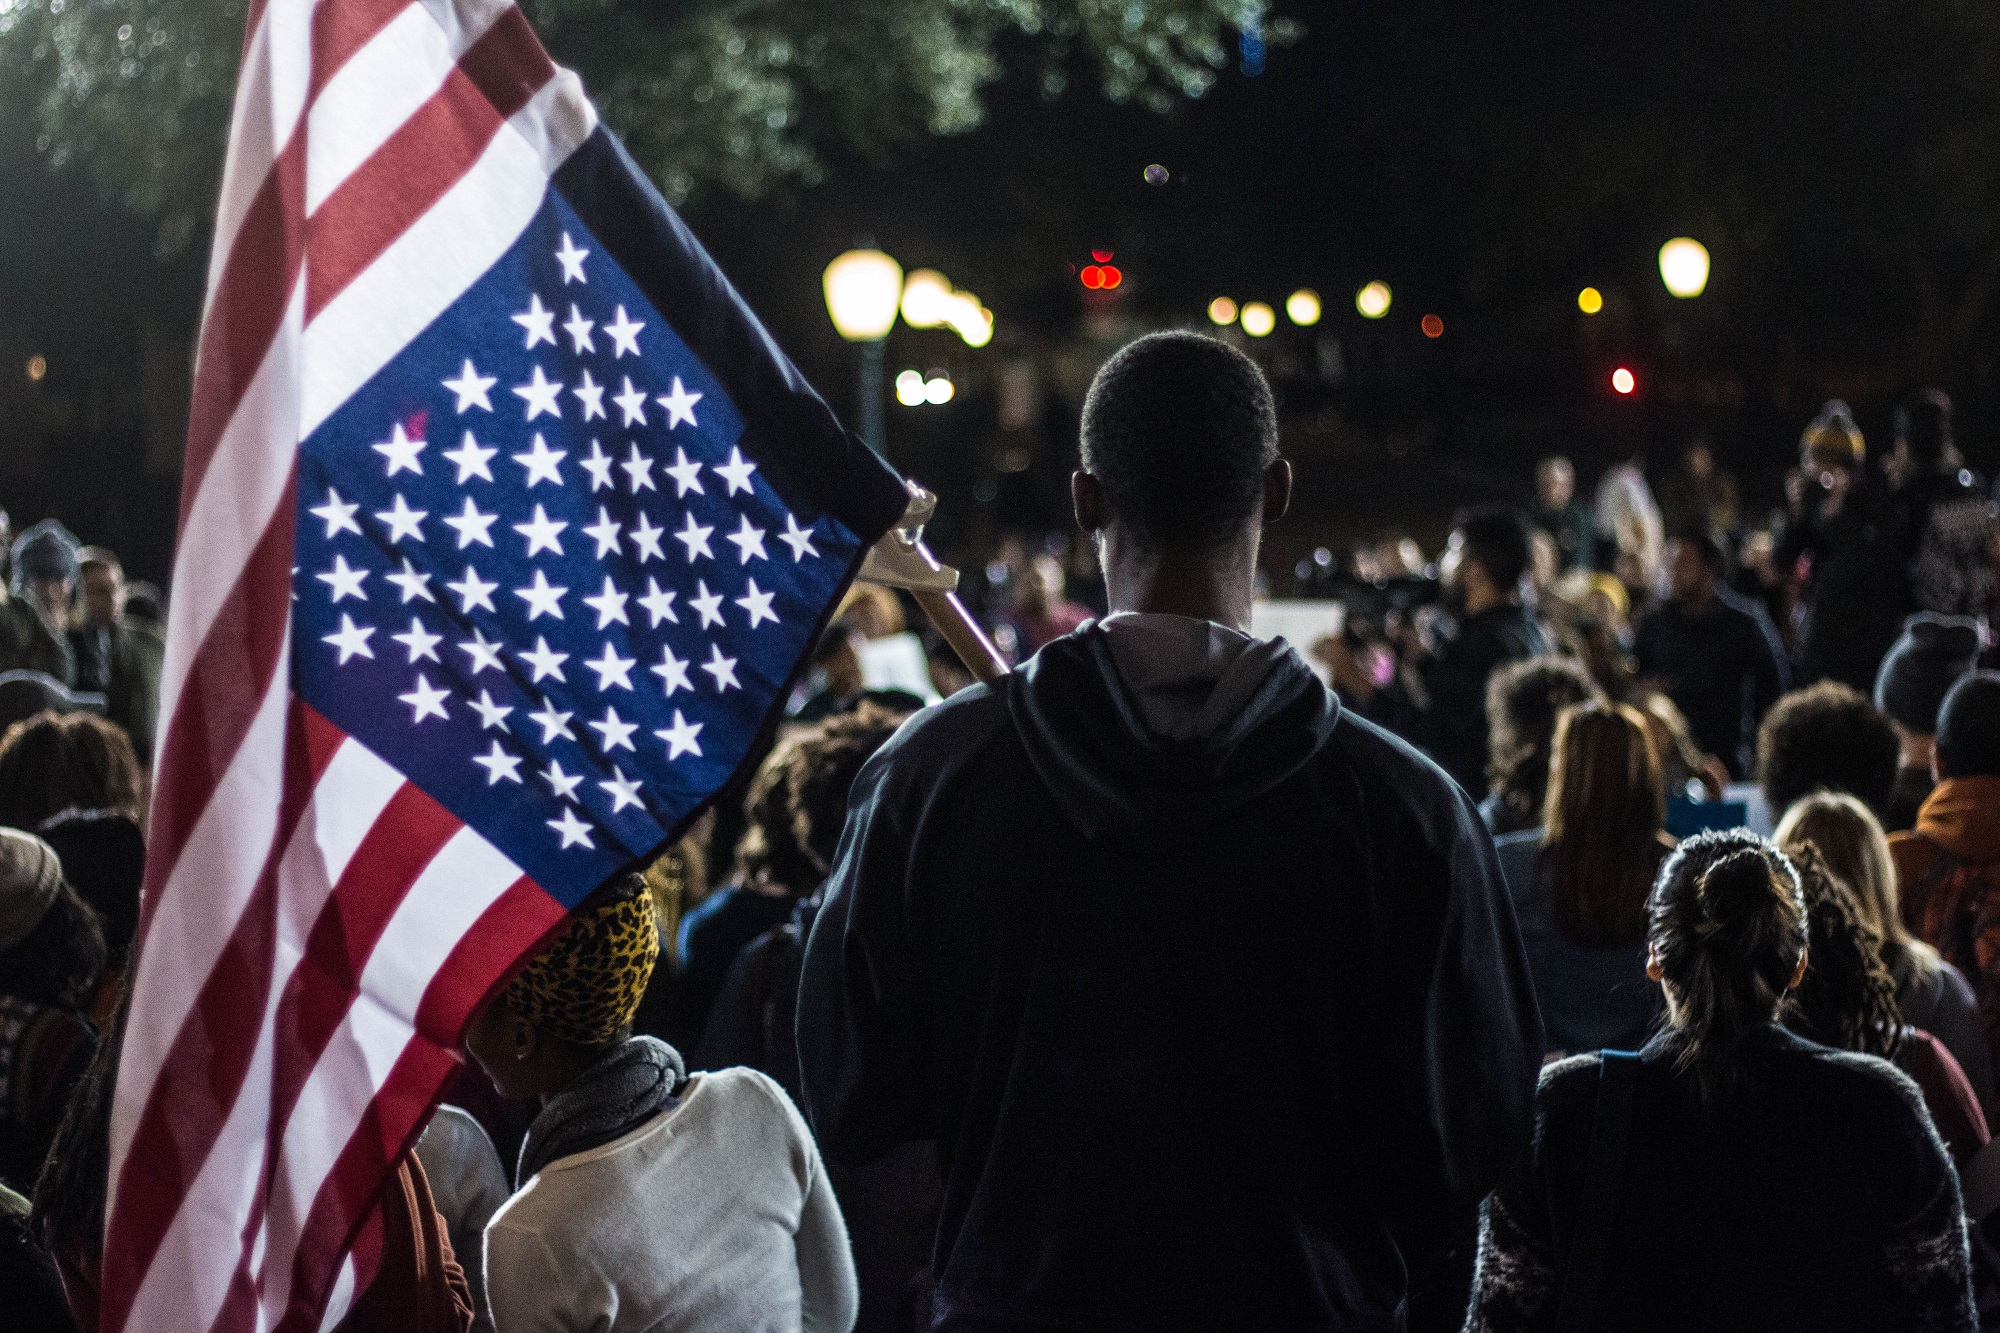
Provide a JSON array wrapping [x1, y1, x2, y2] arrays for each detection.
[[1895, 388, 1953, 471], [786, 701, 912, 876], [1484, 656, 1604, 835], [1670, 526, 1727, 573], [1756, 681, 1901, 818], [1079, 332, 1278, 554], [1937, 671, 2000, 779], [1453, 506, 1531, 592]]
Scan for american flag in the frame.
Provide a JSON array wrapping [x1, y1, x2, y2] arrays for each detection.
[[101, 2, 908, 1329]]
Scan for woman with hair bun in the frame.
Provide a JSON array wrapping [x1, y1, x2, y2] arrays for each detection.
[[1467, 830, 1973, 1331]]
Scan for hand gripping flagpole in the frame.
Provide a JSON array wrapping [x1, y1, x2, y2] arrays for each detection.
[[858, 482, 1010, 683]]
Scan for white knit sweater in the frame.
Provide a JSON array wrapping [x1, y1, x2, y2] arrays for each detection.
[[483, 1067, 858, 1333]]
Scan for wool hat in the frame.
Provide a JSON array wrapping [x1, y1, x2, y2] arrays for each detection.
[[1875, 613, 1983, 735], [11, 519, 81, 589], [1801, 400, 1865, 463], [0, 827, 65, 951]]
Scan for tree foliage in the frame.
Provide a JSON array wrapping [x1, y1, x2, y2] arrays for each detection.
[[0, 0, 1284, 252]]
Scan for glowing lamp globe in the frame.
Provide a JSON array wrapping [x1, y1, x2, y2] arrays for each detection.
[[1240, 302, 1276, 337], [1355, 281, 1392, 319], [823, 249, 904, 341], [1577, 286, 1604, 315], [1208, 297, 1239, 325], [1658, 238, 1710, 299], [1286, 289, 1322, 326]]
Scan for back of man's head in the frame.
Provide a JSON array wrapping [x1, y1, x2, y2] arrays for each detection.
[[1937, 671, 2000, 780], [1454, 507, 1531, 594], [1896, 388, 1954, 473], [1080, 332, 1278, 555]]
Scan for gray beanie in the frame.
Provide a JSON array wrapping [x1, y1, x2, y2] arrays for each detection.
[[10, 519, 80, 590], [1875, 612, 1983, 735], [0, 827, 64, 951]]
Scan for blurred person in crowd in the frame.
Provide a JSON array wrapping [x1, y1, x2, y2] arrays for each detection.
[[678, 738, 824, 1042], [1634, 530, 1789, 779], [0, 830, 102, 1192], [1494, 702, 1672, 1056], [1467, 831, 1974, 1330], [836, 582, 904, 641], [468, 875, 857, 1333], [1481, 657, 1603, 836], [1006, 552, 1091, 655], [1592, 456, 1664, 594], [120, 580, 163, 629], [1875, 613, 1982, 833], [1654, 438, 1741, 542], [1776, 793, 1993, 1114], [1637, 691, 1728, 802], [415, 1105, 510, 1333], [70, 548, 162, 762], [1, 1176, 72, 1332], [0, 521, 78, 686], [800, 332, 1541, 1332], [1525, 529, 1560, 605], [1894, 672, 2000, 1078], [791, 619, 927, 728], [0, 711, 148, 985], [696, 703, 932, 1333], [1532, 455, 1594, 573], [1756, 680, 1901, 822], [1782, 841, 1987, 1163], [1548, 568, 1637, 703], [1780, 401, 1908, 691], [1891, 389, 1995, 620], [1729, 520, 1796, 652], [1326, 506, 1548, 797], [35, 994, 473, 1333]]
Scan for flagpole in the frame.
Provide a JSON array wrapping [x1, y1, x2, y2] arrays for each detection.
[[859, 485, 1010, 683]]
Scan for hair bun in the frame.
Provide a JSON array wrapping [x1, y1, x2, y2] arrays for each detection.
[[1694, 850, 1779, 931]]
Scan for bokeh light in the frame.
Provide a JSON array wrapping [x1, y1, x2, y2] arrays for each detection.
[[1240, 301, 1276, 337], [1612, 366, 1636, 395], [923, 375, 955, 405], [1658, 238, 1710, 298], [900, 269, 953, 328], [1355, 281, 1392, 319], [1577, 286, 1604, 315], [25, 355, 46, 383], [1143, 164, 1169, 185], [822, 249, 903, 341], [1208, 297, 1239, 325], [1286, 289, 1322, 326], [895, 369, 927, 406], [1421, 314, 1444, 338]]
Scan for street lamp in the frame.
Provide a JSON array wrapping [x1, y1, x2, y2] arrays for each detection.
[[1658, 238, 1709, 299], [823, 248, 904, 452]]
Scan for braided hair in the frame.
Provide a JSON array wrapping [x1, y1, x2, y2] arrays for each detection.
[[1648, 830, 1807, 1103], [1783, 842, 1902, 1060]]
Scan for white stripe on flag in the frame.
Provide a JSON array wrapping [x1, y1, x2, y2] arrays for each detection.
[[204, 0, 317, 315], [257, 823, 527, 1326], [299, 70, 595, 436], [118, 736, 406, 1331]]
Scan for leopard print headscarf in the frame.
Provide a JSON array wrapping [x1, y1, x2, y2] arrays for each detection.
[[504, 876, 659, 1046]]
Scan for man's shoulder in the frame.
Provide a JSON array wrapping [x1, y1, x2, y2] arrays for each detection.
[[870, 678, 1016, 767], [1324, 702, 1485, 833]]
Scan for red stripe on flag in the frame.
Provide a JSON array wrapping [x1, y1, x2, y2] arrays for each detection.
[[101, 698, 337, 1333], [179, 0, 412, 527], [273, 876, 563, 1331], [139, 473, 298, 944], [302, 6, 554, 321], [209, 783, 463, 1333]]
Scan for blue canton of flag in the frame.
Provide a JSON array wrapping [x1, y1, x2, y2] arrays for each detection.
[[294, 176, 897, 906]]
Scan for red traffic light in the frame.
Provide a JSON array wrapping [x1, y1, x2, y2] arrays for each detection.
[[1611, 366, 1636, 395]]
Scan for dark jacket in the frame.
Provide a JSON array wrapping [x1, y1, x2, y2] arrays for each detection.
[[1468, 1026, 1974, 1331], [1373, 603, 1546, 798], [69, 620, 163, 761], [1778, 480, 1909, 692], [798, 625, 1543, 1332], [1633, 587, 1789, 778]]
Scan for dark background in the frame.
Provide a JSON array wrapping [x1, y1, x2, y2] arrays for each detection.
[[7, 0, 2000, 582]]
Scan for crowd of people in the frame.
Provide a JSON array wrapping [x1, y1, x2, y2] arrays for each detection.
[[9, 334, 2000, 1330]]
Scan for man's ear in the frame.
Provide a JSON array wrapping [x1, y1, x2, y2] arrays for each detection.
[[1072, 470, 1104, 534], [1262, 458, 1292, 526]]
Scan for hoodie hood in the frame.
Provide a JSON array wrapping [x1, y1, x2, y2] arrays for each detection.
[[1914, 775, 2000, 863], [1009, 619, 1340, 839]]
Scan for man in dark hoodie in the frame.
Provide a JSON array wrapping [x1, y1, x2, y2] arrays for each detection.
[[797, 331, 1543, 1333]]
